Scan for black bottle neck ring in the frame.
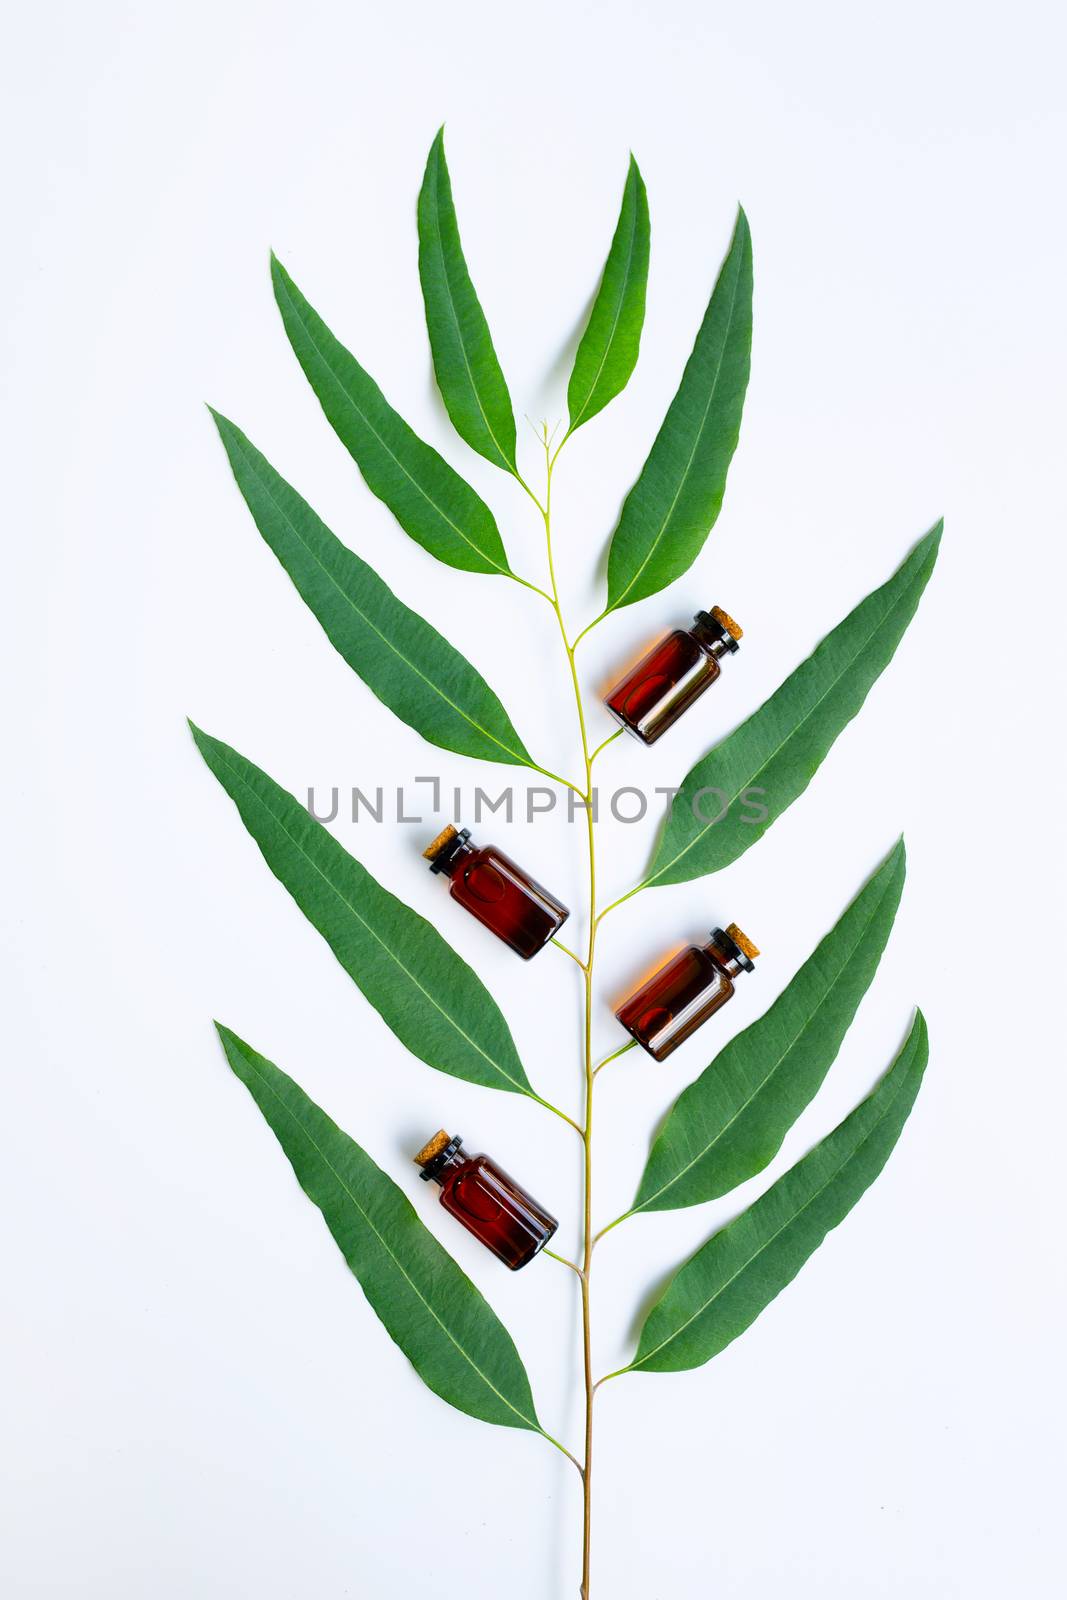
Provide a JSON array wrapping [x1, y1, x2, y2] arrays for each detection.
[[418, 1134, 465, 1181], [709, 926, 755, 973], [693, 610, 741, 657], [427, 827, 472, 875]]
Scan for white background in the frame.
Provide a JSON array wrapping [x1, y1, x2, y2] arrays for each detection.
[[3, 2, 1065, 1594]]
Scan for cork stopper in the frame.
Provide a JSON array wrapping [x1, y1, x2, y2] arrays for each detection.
[[414, 1129, 452, 1166], [423, 824, 458, 863], [726, 922, 760, 960], [711, 605, 743, 642]]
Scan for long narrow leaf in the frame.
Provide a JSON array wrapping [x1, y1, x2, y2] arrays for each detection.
[[645, 525, 942, 887], [631, 841, 905, 1215], [191, 725, 537, 1100], [211, 411, 537, 767], [418, 129, 517, 472], [628, 1012, 928, 1374], [566, 155, 650, 435], [217, 1026, 542, 1431], [604, 206, 752, 612], [271, 254, 512, 576]]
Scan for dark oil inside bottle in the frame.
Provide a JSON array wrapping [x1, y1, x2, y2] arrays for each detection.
[[617, 945, 733, 1059], [605, 610, 739, 745], [616, 927, 754, 1061], [607, 631, 719, 744], [429, 829, 569, 959], [418, 1136, 558, 1269]]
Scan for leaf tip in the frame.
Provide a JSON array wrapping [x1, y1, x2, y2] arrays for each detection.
[[424, 125, 446, 174], [215, 1021, 254, 1076], [187, 718, 213, 757], [269, 250, 290, 291]]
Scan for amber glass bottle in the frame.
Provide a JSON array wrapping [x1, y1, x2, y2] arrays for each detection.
[[605, 606, 742, 744], [616, 923, 759, 1061], [414, 1131, 559, 1269], [423, 824, 569, 959]]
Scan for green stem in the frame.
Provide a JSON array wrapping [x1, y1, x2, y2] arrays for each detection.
[[572, 609, 609, 651], [595, 879, 648, 926], [592, 1207, 635, 1245], [536, 426, 599, 1600], [540, 1426, 585, 1475], [590, 728, 624, 764], [509, 570, 556, 605], [551, 937, 587, 970], [592, 1040, 636, 1078], [530, 760, 587, 799], [529, 1090, 584, 1138], [544, 1248, 584, 1278]]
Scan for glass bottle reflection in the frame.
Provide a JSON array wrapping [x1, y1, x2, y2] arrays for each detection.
[[414, 1131, 558, 1269], [616, 923, 759, 1060], [423, 824, 569, 959]]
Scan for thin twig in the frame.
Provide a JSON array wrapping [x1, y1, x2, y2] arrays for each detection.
[[544, 1248, 585, 1280], [589, 727, 624, 765], [592, 1040, 637, 1078], [551, 937, 587, 970]]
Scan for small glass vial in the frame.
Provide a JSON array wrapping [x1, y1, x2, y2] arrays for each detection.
[[414, 1130, 559, 1270], [605, 606, 742, 745], [616, 923, 760, 1061], [423, 824, 569, 960]]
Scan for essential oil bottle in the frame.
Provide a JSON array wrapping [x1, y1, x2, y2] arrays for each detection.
[[616, 923, 759, 1061], [605, 606, 742, 744], [423, 824, 569, 959], [414, 1131, 559, 1270]]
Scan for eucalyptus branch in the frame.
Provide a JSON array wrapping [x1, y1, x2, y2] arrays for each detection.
[[203, 132, 938, 1600], [534, 424, 600, 1599]]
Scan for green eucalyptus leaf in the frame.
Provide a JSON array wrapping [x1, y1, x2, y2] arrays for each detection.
[[645, 525, 942, 887], [418, 128, 517, 473], [217, 1025, 542, 1431], [565, 155, 650, 435], [191, 725, 537, 1100], [628, 1011, 928, 1374], [631, 841, 906, 1215], [271, 254, 512, 576], [604, 206, 752, 612], [210, 411, 537, 768]]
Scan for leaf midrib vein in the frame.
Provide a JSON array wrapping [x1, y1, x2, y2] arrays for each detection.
[[635, 874, 897, 1211], [427, 157, 514, 472], [647, 563, 929, 885], [276, 273, 510, 576], [238, 441, 531, 768], [610, 233, 745, 610], [214, 747, 529, 1094], [569, 179, 640, 431], [242, 1049, 538, 1430], [632, 1050, 917, 1369]]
